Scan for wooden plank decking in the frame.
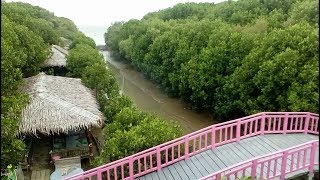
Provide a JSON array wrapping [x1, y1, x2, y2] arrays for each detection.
[[136, 134, 318, 180]]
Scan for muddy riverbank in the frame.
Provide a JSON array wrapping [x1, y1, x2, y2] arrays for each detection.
[[101, 51, 217, 134]]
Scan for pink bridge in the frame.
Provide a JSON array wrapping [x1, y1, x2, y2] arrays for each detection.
[[66, 112, 319, 180]]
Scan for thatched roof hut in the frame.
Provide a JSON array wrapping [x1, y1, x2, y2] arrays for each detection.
[[18, 73, 104, 135], [54, 45, 69, 55], [42, 45, 68, 68]]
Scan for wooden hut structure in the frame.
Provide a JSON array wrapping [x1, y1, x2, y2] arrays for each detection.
[[18, 73, 104, 170], [41, 45, 69, 76]]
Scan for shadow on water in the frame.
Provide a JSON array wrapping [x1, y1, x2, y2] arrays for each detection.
[[100, 51, 217, 134]]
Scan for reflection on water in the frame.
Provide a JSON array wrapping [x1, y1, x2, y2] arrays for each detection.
[[101, 51, 216, 134]]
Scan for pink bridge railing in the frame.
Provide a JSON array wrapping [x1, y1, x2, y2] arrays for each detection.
[[66, 112, 319, 180], [200, 140, 319, 180]]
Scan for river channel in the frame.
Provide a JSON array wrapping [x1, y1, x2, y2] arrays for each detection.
[[100, 51, 216, 134]]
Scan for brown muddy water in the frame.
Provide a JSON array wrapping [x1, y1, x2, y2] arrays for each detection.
[[100, 51, 216, 134]]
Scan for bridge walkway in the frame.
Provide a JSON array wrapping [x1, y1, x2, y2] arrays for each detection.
[[137, 134, 318, 180]]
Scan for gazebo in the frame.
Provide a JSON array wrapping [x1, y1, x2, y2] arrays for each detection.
[[18, 72, 104, 171], [41, 45, 69, 76]]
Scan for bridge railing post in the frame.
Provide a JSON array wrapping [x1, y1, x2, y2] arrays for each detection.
[[283, 113, 288, 134], [251, 159, 258, 180], [308, 142, 317, 178], [304, 112, 310, 134], [156, 147, 161, 171], [236, 119, 241, 142], [216, 173, 221, 180], [260, 112, 266, 135], [184, 136, 189, 159], [211, 127, 215, 149], [97, 169, 102, 180], [280, 151, 288, 180], [129, 157, 134, 180]]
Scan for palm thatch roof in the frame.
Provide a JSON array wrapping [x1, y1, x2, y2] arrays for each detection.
[[18, 73, 104, 135], [42, 45, 68, 68], [54, 45, 69, 55]]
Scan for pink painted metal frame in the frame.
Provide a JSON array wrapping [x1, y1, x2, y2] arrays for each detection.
[[200, 140, 319, 180], [65, 112, 319, 180]]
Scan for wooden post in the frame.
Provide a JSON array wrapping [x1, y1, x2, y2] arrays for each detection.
[[86, 129, 94, 161]]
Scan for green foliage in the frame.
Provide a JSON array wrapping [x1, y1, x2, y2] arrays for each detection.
[[1, 2, 59, 44], [82, 63, 120, 98], [285, 0, 319, 26], [104, 107, 147, 137], [104, 22, 124, 52], [143, 3, 214, 21], [224, 22, 318, 116], [1, 1, 80, 167], [1, 93, 29, 166], [69, 33, 96, 49], [100, 95, 134, 123], [97, 116, 182, 162], [1, 16, 26, 95], [23, 17, 59, 45], [11, 21, 49, 77], [133, 117, 182, 148], [2, 165, 18, 180], [64, 22, 183, 167], [66, 44, 104, 77], [53, 17, 79, 41], [105, 0, 319, 121], [1, 1, 78, 45], [220, 175, 253, 180], [44, 68, 55, 75]]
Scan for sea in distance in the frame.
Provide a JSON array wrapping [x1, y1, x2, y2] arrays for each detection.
[[78, 25, 107, 46]]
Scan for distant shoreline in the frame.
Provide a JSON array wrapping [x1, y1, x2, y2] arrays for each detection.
[[77, 25, 107, 45]]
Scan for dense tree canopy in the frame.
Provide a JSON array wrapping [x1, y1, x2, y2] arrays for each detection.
[[97, 108, 182, 162], [66, 29, 182, 166], [105, 0, 319, 121], [1, 1, 79, 167], [66, 44, 104, 77], [1, 1, 79, 45], [1, 1, 181, 170], [69, 32, 96, 49], [66, 41, 183, 166], [3, 0, 317, 171]]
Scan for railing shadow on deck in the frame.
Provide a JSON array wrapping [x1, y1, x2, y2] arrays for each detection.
[[65, 112, 319, 180], [200, 140, 319, 180]]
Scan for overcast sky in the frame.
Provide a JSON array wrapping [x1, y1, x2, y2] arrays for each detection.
[[7, 0, 226, 45], [7, 0, 226, 27]]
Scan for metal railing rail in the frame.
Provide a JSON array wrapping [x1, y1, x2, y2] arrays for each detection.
[[200, 140, 319, 180], [65, 112, 319, 180]]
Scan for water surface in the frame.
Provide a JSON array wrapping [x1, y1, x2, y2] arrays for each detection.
[[101, 51, 216, 134]]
